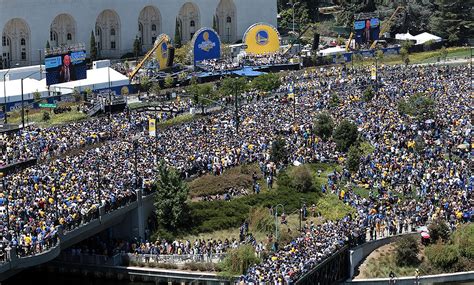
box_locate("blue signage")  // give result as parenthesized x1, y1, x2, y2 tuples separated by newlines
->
(354, 21, 366, 30)
(192, 28, 221, 65)
(370, 18, 380, 27)
(45, 56, 62, 69)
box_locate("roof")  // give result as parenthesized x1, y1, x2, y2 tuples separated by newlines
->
(395, 31, 442, 45)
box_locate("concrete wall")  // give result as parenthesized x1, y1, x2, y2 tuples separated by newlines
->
(0, 190, 156, 281)
(344, 271, 474, 285)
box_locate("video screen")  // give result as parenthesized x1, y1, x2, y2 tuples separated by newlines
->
(45, 50, 87, 86)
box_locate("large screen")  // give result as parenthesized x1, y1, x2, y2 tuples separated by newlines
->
(45, 50, 87, 86)
(354, 18, 380, 44)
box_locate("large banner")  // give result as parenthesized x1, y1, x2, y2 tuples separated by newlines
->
(45, 50, 87, 86)
(192, 28, 221, 65)
(242, 23, 280, 55)
(154, 34, 173, 70)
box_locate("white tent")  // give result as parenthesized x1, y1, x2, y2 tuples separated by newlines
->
(413, 32, 442, 45)
(395, 32, 416, 41)
(318, 46, 346, 56)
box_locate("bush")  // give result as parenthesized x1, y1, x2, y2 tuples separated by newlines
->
(451, 223, 474, 259)
(218, 245, 260, 276)
(251, 73, 281, 92)
(182, 262, 217, 272)
(346, 145, 361, 172)
(363, 86, 374, 102)
(248, 207, 274, 235)
(270, 137, 288, 164)
(425, 243, 459, 271)
(395, 235, 420, 267)
(313, 112, 334, 141)
(43, 111, 51, 122)
(428, 219, 451, 243)
(333, 120, 358, 152)
(397, 93, 435, 121)
(289, 165, 315, 193)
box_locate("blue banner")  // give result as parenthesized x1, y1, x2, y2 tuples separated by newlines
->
(192, 28, 221, 65)
(370, 18, 380, 27)
(354, 21, 366, 30)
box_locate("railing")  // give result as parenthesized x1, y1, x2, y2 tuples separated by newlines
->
(128, 253, 227, 265)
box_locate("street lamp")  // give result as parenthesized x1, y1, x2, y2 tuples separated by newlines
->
(133, 137, 140, 191)
(20, 69, 46, 129)
(287, 1, 299, 36)
(2, 63, 19, 123)
(95, 148, 102, 207)
(274, 204, 285, 248)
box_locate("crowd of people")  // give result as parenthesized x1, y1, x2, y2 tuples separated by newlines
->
(0, 62, 471, 285)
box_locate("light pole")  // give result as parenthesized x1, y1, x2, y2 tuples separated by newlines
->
(108, 66, 111, 117)
(2, 63, 19, 123)
(20, 69, 46, 128)
(274, 204, 285, 248)
(133, 138, 140, 191)
(287, 1, 299, 36)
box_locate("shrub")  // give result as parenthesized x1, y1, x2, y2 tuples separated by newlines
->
(248, 207, 274, 235)
(425, 243, 459, 271)
(451, 223, 474, 259)
(428, 219, 450, 243)
(43, 111, 51, 122)
(346, 145, 361, 172)
(397, 93, 435, 121)
(218, 245, 260, 276)
(333, 120, 358, 152)
(313, 112, 334, 141)
(395, 235, 420, 267)
(289, 165, 315, 193)
(363, 86, 374, 102)
(270, 137, 288, 165)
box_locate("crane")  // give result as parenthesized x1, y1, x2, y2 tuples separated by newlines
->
(129, 34, 171, 81)
(370, 6, 405, 49)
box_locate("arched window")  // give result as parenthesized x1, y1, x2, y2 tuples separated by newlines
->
(50, 31, 56, 41)
(67, 33, 72, 40)
(151, 24, 157, 31)
(226, 16, 232, 23)
(190, 20, 195, 27)
(138, 23, 142, 32)
(110, 28, 115, 36)
(20, 38, 26, 46)
(2, 36, 6, 47)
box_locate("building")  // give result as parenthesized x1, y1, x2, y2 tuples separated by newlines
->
(0, 0, 277, 68)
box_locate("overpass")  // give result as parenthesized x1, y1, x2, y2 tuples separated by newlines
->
(0, 189, 156, 281)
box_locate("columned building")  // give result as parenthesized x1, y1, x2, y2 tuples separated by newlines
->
(0, 0, 277, 67)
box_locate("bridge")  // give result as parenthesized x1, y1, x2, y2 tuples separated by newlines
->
(0, 189, 156, 281)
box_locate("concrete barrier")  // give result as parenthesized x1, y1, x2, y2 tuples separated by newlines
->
(344, 271, 474, 285)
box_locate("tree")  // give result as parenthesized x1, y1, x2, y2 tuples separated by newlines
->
(150, 83, 161, 96)
(375, 50, 384, 61)
(400, 47, 409, 66)
(133, 37, 141, 58)
(33, 90, 42, 103)
(423, 39, 436, 51)
(174, 42, 192, 65)
(213, 15, 218, 33)
(428, 219, 451, 243)
(174, 18, 182, 48)
(140, 75, 152, 92)
(329, 93, 340, 108)
(395, 235, 420, 267)
(429, 0, 471, 44)
(270, 137, 288, 165)
(362, 86, 374, 102)
(251, 73, 281, 92)
(89, 31, 98, 61)
(290, 165, 315, 193)
(439, 46, 448, 61)
(397, 93, 435, 121)
(72, 88, 82, 103)
(154, 161, 190, 230)
(164, 75, 174, 89)
(219, 77, 249, 134)
(84, 88, 93, 101)
(45, 40, 50, 49)
(218, 245, 261, 277)
(333, 119, 358, 152)
(346, 145, 361, 173)
(313, 112, 334, 141)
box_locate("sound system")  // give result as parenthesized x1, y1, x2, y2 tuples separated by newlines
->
(167, 47, 175, 67)
(312, 33, 320, 50)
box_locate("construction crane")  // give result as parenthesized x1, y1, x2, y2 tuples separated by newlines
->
(129, 34, 171, 81)
(370, 6, 405, 49)
(283, 23, 315, 55)
(346, 32, 354, 51)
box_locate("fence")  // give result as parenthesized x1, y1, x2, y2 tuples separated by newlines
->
(128, 253, 227, 265)
(295, 245, 350, 285)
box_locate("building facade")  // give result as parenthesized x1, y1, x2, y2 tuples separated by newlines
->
(0, 0, 277, 67)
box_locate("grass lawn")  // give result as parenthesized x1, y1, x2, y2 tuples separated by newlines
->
(8, 104, 87, 127)
(158, 113, 196, 129)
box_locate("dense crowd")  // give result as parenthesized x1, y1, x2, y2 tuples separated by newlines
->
(0, 63, 471, 285)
